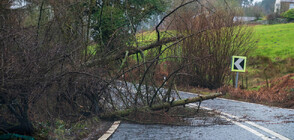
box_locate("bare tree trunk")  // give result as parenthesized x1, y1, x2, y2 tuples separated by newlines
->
(100, 92, 223, 119)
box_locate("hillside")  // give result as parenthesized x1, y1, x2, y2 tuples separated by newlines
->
(137, 23, 294, 60)
(253, 23, 294, 59)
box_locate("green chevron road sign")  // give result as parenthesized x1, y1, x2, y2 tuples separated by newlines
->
(231, 56, 247, 72)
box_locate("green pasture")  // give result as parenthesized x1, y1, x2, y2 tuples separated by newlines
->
(133, 30, 178, 61)
(87, 23, 294, 61)
(86, 30, 177, 57)
(136, 23, 294, 60)
(253, 23, 294, 60)
(136, 30, 177, 46)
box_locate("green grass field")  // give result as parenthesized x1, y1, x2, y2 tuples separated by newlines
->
(253, 23, 294, 59)
(88, 23, 294, 61)
(136, 23, 294, 60)
(136, 30, 176, 46)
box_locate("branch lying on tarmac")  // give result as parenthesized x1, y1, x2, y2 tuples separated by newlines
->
(99, 92, 223, 120)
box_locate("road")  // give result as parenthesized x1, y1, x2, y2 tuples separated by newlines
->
(110, 91, 294, 140)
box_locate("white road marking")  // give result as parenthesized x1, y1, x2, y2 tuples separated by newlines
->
(188, 104, 270, 139)
(98, 121, 121, 140)
(218, 115, 272, 140)
(246, 121, 290, 140)
(219, 111, 290, 140)
(188, 104, 290, 140)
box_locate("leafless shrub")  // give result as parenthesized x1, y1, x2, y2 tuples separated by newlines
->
(1, 0, 254, 136)
(0, 0, 204, 135)
(0, 0, 110, 134)
(168, 7, 256, 89)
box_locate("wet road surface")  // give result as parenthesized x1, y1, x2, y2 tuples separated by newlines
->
(110, 91, 294, 140)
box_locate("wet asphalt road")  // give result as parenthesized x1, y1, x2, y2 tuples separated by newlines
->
(110, 91, 294, 140)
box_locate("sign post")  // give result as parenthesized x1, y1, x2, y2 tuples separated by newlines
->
(231, 56, 247, 88)
(235, 72, 239, 88)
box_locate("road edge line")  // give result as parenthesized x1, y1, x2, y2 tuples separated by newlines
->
(245, 121, 290, 140)
(218, 111, 290, 140)
(98, 121, 121, 140)
(198, 105, 290, 140)
(187, 104, 272, 140)
(218, 115, 272, 140)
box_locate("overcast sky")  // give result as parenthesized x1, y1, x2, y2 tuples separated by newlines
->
(253, 0, 263, 3)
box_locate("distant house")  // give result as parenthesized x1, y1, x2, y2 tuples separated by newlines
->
(275, 0, 294, 13)
(233, 17, 256, 22)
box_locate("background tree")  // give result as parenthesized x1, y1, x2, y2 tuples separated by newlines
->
(259, 0, 275, 15)
(244, 4, 263, 19)
(90, 0, 167, 53)
(282, 9, 294, 21)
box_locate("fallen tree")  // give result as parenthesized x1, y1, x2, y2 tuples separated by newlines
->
(99, 92, 223, 119)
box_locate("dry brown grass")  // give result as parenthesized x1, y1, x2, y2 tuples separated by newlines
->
(222, 73, 294, 108)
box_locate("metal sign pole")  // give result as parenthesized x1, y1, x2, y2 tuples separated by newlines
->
(235, 72, 239, 88)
